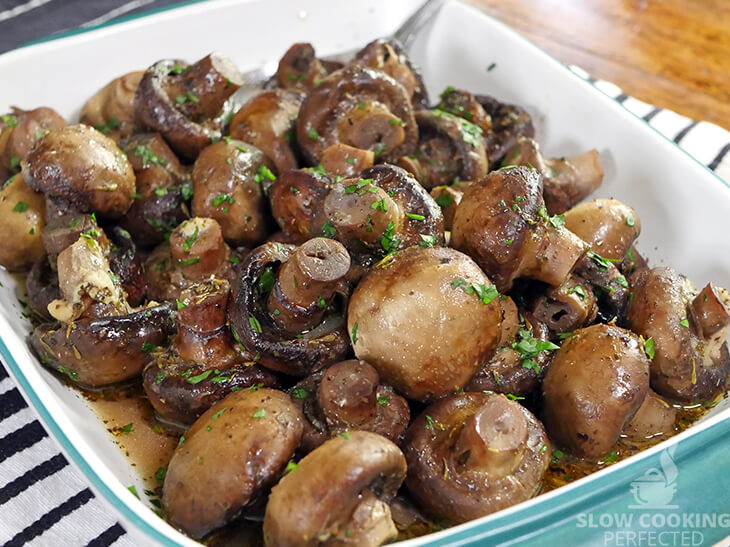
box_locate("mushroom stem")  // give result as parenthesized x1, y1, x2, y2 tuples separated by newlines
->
(338, 102, 405, 154)
(518, 223, 587, 288)
(177, 278, 230, 333)
(320, 143, 374, 178)
(532, 275, 598, 333)
(318, 360, 378, 428)
(169, 218, 227, 278)
(691, 284, 730, 339)
(331, 489, 398, 547)
(267, 237, 350, 335)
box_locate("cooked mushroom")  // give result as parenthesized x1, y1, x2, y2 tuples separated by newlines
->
(268, 167, 332, 240)
(229, 241, 351, 376)
(504, 137, 604, 215)
(451, 166, 588, 292)
(288, 359, 410, 452)
(475, 94, 534, 165)
(229, 89, 303, 174)
(564, 198, 641, 262)
(436, 87, 492, 133)
(263, 431, 406, 547)
(623, 390, 677, 442)
(531, 274, 598, 333)
(0, 173, 45, 272)
(429, 183, 469, 232)
(108, 226, 146, 307)
(0, 107, 67, 175)
(134, 53, 243, 161)
(26, 257, 59, 321)
(296, 65, 417, 164)
(542, 323, 650, 458)
(348, 246, 502, 401)
(22, 124, 136, 218)
(626, 267, 730, 403)
(191, 139, 273, 247)
(320, 143, 374, 179)
(164, 388, 303, 539)
(276, 43, 340, 92)
(80, 71, 144, 141)
(572, 250, 630, 322)
(402, 392, 549, 524)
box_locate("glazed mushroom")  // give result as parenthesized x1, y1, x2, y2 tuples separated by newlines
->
(191, 139, 273, 247)
(348, 246, 502, 401)
(542, 323, 651, 458)
(564, 198, 640, 262)
(572, 250, 630, 322)
(134, 53, 243, 161)
(353, 38, 429, 109)
(296, 65, 417, 164)
(22, 124, 136, 218)
(268, 167, 332, 240)
(263, 431, 407, 547)
(163, 388, 303, 539)
(0, 173, 45, 272)
(0, 107, 67, 175)
(320, 143, 374, 179)
(626, 267, 730, 403)
(80, 71, 144, 141)
(622, 390, 677, 442)
(505, 137, 604, 215)
(229, 89, 303, 174)
(26, 257, 59, 321)
(323, 164, 445, 265)
(398, 110, 488, 189)
(435, 87, 492, 134)
(475, 94, 534, 165)
(276, 43, 340, 92)
(229, 241, 351, 376)
(531, 274, 598, 333)
(429, 183, 470, 232)
(402, 392, 550, 524)
(288, 359, 410, 452)
(451, 166, 588, 292)
(108, 226, 146, 307)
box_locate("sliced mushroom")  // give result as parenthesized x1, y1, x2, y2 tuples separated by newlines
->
(542, 323, 650, 458)
(451, 166, 588, 292)
(263, 431, 406, 547)
(626, 267, 730, 403)
(0, 173, 45, 271)
(296, 65, 417, 164)
(0, 107, 67, 175)
(163, 388, 303, 539)
(475, 94, 534, 165)
(348, 246, 502, 401)
(80, 71, 144, 141)
(268, 168, 332, 240)
(402, 392, 549, 524)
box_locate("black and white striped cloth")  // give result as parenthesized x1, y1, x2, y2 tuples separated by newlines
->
(1, 1, 730, 546)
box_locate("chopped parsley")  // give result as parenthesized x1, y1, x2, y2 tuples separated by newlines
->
(134, 145, 168, 168)
(176, 299, 188, 310)
(625, 214, 635, 227)
(419, 234, 436, 247)
(292, 387, 310, 400)
(307, 128, 319, 140)
(154, 466, 167, 484)
(253, 409, 266, 419)
(178, 257, 200, 266)
(424, 415, 435, 429)
(569, 284, 587, 299)
(680, 318, 690, 328)
(122, 423, 133, 435)
(1, 114, 18, 128)
(434, 192, 454, 207)
(339, 431, 351, 440)
(258, 266, 275, 294)
(183, 226, 199, 250)
(371, 198, 388, 212)
(254, 164, 277, 184)
(285, 461, 299, 473)
(586, 250, 613, 271)
(249, 315, 263, 334)
(321, 220, 336, 238)
(512, 325, 559, 372)
(12, 201, 28, 213)
(212, 193, 235, 207)
(380, 222, 400, 252)
(406, 212, 425, 221)
(141, 341, 157, 353)
(351, 322, 358, 345)
(377, 396, 390, 406)
(450, 278, 499, 305)
(187, 370, 213, 384)
(644, 337, 655, 360)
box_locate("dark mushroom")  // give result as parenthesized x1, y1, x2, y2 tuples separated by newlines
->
(542, 323, 650, 458)
(572, 250, 630, 322)
(108, 226, 146, 307)
(134, 53, 243, 161)
(0, 107, 67, 175)
(41, 204, 98, 272)
(451, 166, 588, 292)
(263, 431, 406, 547)
(0, 172, 45, 272)
(320, 143, 374, 179)
(402, 392, 550, 524)
(80, 71, 144, 141)
(626, 267, 730, 403)
(268, 167, 331, 241)
(622, 390, 677, 442)
(163, 388, 303, 539)
(296, 65, 417, 164)
(435, 87, 492, 133)
(26, 257, 59, 321)
(347, 246, 502, 402)
(276, 43, 340, 92)
(475, 94, 534, 165)
(531, 274, 598, 334)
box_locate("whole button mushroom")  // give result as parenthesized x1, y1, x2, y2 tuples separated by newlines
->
(263, 431, 407, 547)
(80, 71, 144, 141)
(475, 94, 534, 165)
(0, 107, 67, 175)
(402, 392, 550, 524)
(192, 139, 273, 247)
(163, 388, 303, 539)
(347, 246, 502, 402)
(451, 166, 588, 292)
(22, 124, 136, 218)
(626, 267, 730, 403)
(276, 43, 340, 92)
(268, 168, 331, 240)
(542, 323, 651, 458)
(0, 173, 45, 272)
(436, 88, 493, 134)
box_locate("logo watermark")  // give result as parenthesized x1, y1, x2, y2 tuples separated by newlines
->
(575, 446, 730, 546)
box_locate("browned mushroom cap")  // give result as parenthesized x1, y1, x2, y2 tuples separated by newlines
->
(30, 302, 176, 387)
(429, 182, 470, 232)
(134, 53, 243, 161)
(80, 71, 144, 140)
(164, 388, 303, 539)
(268, 168, 331, 240)
(436, 87, 492, 134)
(573, 250, 630, 322)
(531, 274, 598, 333)
(229, 89, 303, 174)
(320, 143, 374, 178)
(400, 110, 488, 189)
(475, 94, 534, 165)
(323, 164, 445, 264)
(0, 173, 45, 272)
(564, 198, 640, 262)
(107, 226, 146, 307)
(626, 267, 730, 403)
(353, 38, 429, 109)
(451, 166, 588, 292)
(26, 257, 59, 321)
(288, 359, 410, 453)
(0, 107, 67, 174)
(542, 323, 650, 458)
(348, 246, 502, 401)
(505, 137, 604, 215)
(296, 65, 417, 165)
(229, 242, 350, 376)
(276, 43, 335, 91)
(263, 431, 406, 547)
(402, 392, 549, 524)
(22, 124, 136, 218)
(191, 139, 273, 246)
(623, 390, 677, 442)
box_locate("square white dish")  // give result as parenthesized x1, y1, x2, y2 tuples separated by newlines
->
(1, 0, 729, 546)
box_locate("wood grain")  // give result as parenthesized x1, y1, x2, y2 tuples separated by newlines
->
(466, 0, 730, 131)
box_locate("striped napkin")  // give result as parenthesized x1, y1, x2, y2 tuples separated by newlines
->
(1, 3, 729, 546)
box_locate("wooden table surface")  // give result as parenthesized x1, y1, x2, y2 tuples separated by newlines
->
(468, 0, 730, 131)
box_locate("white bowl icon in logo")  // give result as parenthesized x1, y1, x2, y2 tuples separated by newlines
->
(628, 446, 679, 509)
